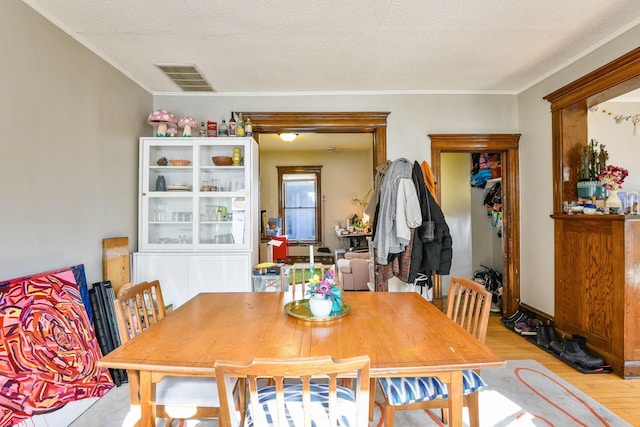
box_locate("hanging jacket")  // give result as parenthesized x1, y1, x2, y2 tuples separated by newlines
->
(420, 160, 438, 200)
(409, 161, 453, 281)
(373, 158, 413, 265)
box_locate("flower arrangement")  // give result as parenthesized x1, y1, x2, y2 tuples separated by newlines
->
(308, 267, 343, 314)
(308, 268, 339, 300)
(598, 165, 629, 191)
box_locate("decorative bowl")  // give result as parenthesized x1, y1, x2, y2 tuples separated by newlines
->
(169, 159, 191, 166)
(212, 156, 233, 166)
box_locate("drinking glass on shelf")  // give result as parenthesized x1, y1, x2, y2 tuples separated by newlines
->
(158, 202, 166, 221)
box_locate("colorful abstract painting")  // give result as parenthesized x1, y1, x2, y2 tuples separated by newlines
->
(0, 267, 113, 427)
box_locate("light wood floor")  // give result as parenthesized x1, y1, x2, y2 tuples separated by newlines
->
(485, 314, 640, 425)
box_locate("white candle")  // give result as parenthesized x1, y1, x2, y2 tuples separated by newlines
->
(309, 245, 314, 266)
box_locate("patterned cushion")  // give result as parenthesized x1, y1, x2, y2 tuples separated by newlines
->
(245, 383, 358, 426)
(379, 370, 486, 406)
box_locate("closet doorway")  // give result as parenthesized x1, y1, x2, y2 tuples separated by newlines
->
(430, 134, 521, 315)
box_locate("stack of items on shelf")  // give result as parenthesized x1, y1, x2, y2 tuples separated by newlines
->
(501, 309, 611, 374)
(147, 109, 254, 138)
(88, 281, 127, 385)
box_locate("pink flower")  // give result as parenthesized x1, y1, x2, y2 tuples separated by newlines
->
(599, 165, 628, 190)
(309, 268, 338, 299)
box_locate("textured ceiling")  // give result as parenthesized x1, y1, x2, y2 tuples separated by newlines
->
(21, 0, 640, 95)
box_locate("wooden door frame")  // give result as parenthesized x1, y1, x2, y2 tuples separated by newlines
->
(430, 134, 521, 314)
(240, 111, 389, 176)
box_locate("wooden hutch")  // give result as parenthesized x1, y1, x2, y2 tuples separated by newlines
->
(544, 47, 640, 378)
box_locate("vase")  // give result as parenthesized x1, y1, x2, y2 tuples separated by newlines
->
(309, 295, 333, 317)
(605, 189, 623, 214)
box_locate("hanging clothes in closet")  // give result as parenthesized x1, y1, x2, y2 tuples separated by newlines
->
(367, 158, 452, 291)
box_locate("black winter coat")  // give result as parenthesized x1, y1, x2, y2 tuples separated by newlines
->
(408, 161, 453, 282)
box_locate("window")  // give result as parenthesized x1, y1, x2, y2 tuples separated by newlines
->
(277, 166, 322, 244)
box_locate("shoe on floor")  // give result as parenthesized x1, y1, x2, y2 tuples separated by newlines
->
(561, 337, 604, 369)
(505, 313, 528, 330)
(520, 319, 541, 336)
(501, 309, 524, 324)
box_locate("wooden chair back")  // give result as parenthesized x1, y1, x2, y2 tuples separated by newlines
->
(113, 280, 166, 343)
(288, 263, 332, 300)
(215, 355, 370, 427)
(446, 276, 492, 343)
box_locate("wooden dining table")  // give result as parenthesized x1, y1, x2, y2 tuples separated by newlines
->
(99, 291, 505, 426)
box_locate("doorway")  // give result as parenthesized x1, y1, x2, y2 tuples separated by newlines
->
(240, 111, 389, 176)
(240, 111, 389, 259)
(430, 134, 521, 314)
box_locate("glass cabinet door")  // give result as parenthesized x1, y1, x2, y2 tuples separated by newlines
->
(139, 137, 254, 251)
(196, 141, 250, 249)
(140, 140, 195, 250)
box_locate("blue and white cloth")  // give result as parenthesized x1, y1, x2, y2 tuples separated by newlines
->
(379, 370, 486, 406)
(245, 383, 358, 426)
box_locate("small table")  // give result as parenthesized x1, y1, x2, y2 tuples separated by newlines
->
(335, 230, 371, 250)
(99, 292, 504, 427)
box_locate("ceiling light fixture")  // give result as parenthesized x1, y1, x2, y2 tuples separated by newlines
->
(279, 133, 298, 142)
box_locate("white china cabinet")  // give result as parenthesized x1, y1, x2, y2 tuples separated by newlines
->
(132, 137, 259, 307)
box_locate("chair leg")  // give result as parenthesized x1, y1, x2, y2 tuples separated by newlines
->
(468, 392, 480, 427)
(369, 378, 376, 421)
(234, 377, 247, 426)
(441, 408, 449, 424)
(384, 402, 395, 427)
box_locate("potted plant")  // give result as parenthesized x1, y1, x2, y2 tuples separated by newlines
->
(577, 139, 609, 198)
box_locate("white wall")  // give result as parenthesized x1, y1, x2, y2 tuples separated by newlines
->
(441, 153, 472, 294)
(471, 182, 504, 273)
(0, 1, 151, 286)
(153, 94, 519, 166)
(588, 101, 640, 193)
(517, 23, 640, 315)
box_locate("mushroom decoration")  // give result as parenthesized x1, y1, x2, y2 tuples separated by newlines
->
(166, 127, 178, 137)
(178, 116, 198, 137)
(147, 109, 177, 137)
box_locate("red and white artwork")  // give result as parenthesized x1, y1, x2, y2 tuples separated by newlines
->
(0, 268, 112, 427)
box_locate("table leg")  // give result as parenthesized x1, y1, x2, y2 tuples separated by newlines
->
(127, 369, 140, 404)
(139, 370, 157, 427)
(448, 370, 463, 427)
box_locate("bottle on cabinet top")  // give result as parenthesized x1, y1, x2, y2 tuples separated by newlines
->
(228, 111, 236, 137)
(245, 117, 253, 137)
(236, 113, 245, 137)
(218, 119, 228, 137)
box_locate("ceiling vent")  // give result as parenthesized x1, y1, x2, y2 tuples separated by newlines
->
(155, 64, 215, 92)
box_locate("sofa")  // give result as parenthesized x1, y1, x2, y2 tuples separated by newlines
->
(337, 251, 370, 291)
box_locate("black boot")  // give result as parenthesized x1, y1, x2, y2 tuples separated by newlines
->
(549, 335, 564, 354)
(546, 325, 558, 345)
(561, 337, 604, 369)
(536, 324, 550, 348)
